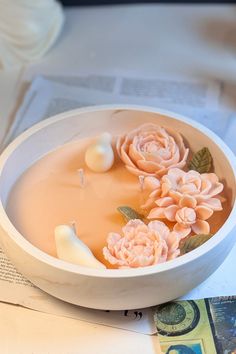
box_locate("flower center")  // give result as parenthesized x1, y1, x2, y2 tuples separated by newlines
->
(176, 207, 196, 225)
(142, 141, 171, 160)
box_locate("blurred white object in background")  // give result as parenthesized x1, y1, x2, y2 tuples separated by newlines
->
(0, 0, 64, 69)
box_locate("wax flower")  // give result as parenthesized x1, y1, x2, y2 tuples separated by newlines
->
(116, 123, 189, 177)
(142, 168, 224, 238)
(103, 219, 180, 268)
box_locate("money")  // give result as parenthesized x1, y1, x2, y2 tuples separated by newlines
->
(153, 296, 236, 354)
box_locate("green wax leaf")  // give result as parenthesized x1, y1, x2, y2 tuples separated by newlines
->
(188, 147, 212, 173)
(180, 234, 213, 255)
(117, 206, 144, 222)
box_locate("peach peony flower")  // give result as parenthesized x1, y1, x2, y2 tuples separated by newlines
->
(116, 124, 189, 177)
(144, 168, 224, 238)
(103, 219, 180, 268)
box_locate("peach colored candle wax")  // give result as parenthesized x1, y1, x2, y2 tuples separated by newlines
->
(6, 138, 144, 267)
(6, 136, 231, 269)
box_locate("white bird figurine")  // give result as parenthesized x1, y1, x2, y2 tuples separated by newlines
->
(54, 225, 106, 269)
(85, 132, 114, 172)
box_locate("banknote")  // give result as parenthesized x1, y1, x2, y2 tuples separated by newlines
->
(153, 296, 236, 354)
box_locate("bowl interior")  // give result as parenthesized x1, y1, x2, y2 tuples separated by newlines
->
(0, 106, 235, 270)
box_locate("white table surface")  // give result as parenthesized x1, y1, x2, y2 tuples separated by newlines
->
(0, 4, 236, 353)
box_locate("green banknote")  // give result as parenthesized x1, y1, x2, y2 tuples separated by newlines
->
(153, 296, 236, 354)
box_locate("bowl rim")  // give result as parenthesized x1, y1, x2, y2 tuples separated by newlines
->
(0, 103, 236, 279)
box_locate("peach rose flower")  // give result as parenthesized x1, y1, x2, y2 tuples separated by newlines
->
(143, 168, 224, 238)
(116, 123, 189, 177)
(103, 219, 180, 269)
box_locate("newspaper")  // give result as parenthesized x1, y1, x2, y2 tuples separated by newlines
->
(0, 73, 236, 337)
(154, 296, 236, 354)
(0, 248, 155, 335)
(3, 73, 232, 148)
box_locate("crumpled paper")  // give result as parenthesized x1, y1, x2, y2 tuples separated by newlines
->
(0, 0, 64, 69)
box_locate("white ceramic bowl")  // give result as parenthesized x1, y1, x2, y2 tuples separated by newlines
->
(0, 105, 235, 310)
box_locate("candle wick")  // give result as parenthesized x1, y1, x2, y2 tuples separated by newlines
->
(70, 221, 77, 234)
(139, 175, 145, 192)
(77, 168, 85, 188)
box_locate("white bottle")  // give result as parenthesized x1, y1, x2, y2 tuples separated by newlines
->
(0, 0, 64, 69)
